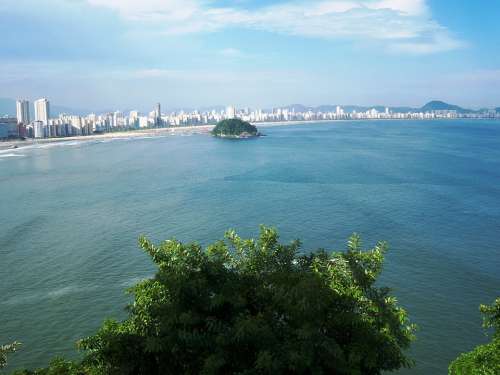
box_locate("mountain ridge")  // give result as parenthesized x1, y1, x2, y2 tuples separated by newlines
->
(283, 101, 477, 114)
(1, 98, 495, 117)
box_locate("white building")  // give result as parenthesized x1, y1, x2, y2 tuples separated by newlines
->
(138, 116, 149, 128)
(33, 121, 45, 138)
(226, 106, 236, 119)
(34, 98, 50, 125)
(16, 100, 30, 125)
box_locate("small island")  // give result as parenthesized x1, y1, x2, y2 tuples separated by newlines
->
(211, 118, 260, 138)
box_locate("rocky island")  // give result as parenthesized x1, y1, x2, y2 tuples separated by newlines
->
(211, 119, 260, 138)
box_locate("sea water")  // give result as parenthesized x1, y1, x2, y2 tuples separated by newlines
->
(1, 120, 499, 373)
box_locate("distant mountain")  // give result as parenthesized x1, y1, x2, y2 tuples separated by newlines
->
(2, 97, 491, 117)
(286, 104, 313, 112)
(419, 100, 473, 114)
(283, 104, 416, 114)
(0, 97, 92, 117)
(390, 106, 417, 113)
(51, 105, 92, 116)
(281, 101, 482, 114)
(0, 98, 16, 116)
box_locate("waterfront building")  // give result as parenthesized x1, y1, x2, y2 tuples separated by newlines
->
(139, 116, 149, 128)
(154, 103, 161, 126)
(0, 117, 19, 139)
(112, 111, 123, 128)
(16, 99, 30, 125)
(226, 106, 236, 119)
(32, 120, 45, 138)
(34, 98, 50, 124)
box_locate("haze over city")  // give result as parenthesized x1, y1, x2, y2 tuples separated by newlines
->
(1, 0, 500, 111)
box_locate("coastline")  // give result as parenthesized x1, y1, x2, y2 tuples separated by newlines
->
(1, 118, 497, 152)
(0, 121, 315, 151)
(0, 125, 214, 152)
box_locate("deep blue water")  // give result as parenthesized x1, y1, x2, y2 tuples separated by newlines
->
(1, 120, 499, 374)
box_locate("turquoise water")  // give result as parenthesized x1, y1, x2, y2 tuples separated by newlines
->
(1, 120, 499, 374)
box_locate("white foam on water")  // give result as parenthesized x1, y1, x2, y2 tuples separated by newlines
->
(47, 285, 78, 298)
(37, 141, 83, 149)
(1, 285, 99, 306)
(0, 153, 25, 158)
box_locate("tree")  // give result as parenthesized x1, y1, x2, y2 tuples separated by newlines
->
(77, 226, 415, 374)
(211, 119, 258, 137)
(12, 226, 416, 375)
(1, 342, 20, 370)
(11, 358, 86, 375)
(449, 299, 500, 375)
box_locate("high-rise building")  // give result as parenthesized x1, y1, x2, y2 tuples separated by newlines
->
(16, 100, 30, 125)
(154, 103, 161, 126)
(0, 118, 18, 139)
(34, 98, 50, 125)
(226, 106, 236, 119)
(32, 121, 45, 138)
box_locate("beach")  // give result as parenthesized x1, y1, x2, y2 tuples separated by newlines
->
(0, 125, 215, 152)
(0, 120, 332, 152)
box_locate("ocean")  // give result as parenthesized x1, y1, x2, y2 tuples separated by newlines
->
(1, 120, 499, 373)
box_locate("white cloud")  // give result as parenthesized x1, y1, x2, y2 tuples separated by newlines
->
(449, 69, 500, 84)
(368, 0, 428, 16)
(86, 0, 201, 22)
(389, 29, 467, 54)
(80, 0, 465, 54)
(219, 48, 245, 58)
(3, 0, 460, 55)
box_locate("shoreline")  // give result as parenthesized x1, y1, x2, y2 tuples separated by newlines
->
(1, 118, 498, 152)
(0, 125, 214, 152)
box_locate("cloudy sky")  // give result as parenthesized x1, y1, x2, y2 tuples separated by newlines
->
(1, 0, 499, 111)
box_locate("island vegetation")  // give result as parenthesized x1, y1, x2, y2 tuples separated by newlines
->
(211, 118, 259, 138)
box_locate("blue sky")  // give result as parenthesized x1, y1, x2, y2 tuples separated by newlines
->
(1, 0, 499, 111)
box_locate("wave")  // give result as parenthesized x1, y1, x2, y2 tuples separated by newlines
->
(1, 284, 99, 306)
(0, 153, 25, 158)
(37, 141, 84, 149)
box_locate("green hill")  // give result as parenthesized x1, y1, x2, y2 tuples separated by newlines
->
(420, 101, 472, 113)
(212, 118, 259, 138)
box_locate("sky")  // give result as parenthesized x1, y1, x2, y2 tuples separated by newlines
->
(1, 0, 499, 111)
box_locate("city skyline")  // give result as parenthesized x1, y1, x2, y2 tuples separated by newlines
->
(4, 96, 500, 117)
(1, 1, 500, 109)
(2, 95, 497, 140)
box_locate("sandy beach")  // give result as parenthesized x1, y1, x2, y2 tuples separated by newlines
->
(3, 117, 486, 153)
(0, 120, 332, 152)
(0, 124, 216, 152)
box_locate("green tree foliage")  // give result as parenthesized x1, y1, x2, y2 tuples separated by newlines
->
(11, 358, 87, 375)
(80, 227, 414, 374)
(12, 227, 415, 375)
(449, 298, 500, 375)
(211, 119, 258, 137)
(1, 342, 20, 370)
